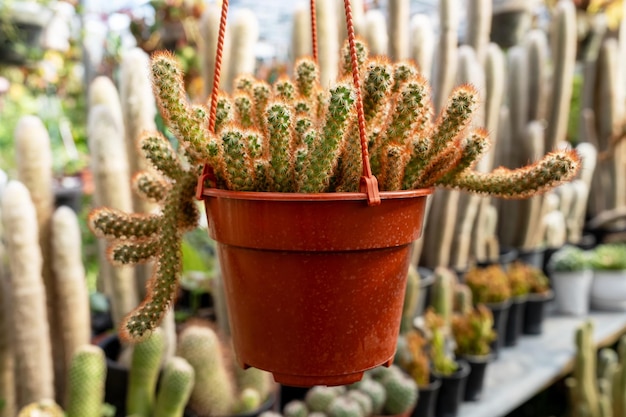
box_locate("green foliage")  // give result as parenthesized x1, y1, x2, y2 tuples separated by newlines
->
(425, 309, 458, 376)
(465, 265, 512, 304)
(451, 305, 496, 357)
(506, 262, 532, 297)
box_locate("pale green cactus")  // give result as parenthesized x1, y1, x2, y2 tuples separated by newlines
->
(153, 357, 195, 417)
(127, 328, 165, 416)
(65, 345, 106, 417)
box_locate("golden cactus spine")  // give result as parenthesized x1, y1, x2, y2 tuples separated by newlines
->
(1, 181, 54, 408)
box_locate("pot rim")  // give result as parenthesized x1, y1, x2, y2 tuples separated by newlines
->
(202, 187, 434, 202)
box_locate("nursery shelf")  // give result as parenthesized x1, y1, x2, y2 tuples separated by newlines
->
(457, 311, 626, 417)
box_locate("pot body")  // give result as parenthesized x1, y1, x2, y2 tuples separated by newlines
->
(504, 296, 527, 347)
(522, 290, 554, 335)
(590, 270, 626, 311)
(412, 376, 441, 417)
(433, 360, 470, 417)
(550, 270, 593, 316)
(204, 188, 432, 387)
(461, 354, 493, 402)
(485, 299, 511, 358)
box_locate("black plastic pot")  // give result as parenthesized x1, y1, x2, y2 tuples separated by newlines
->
(185, 391, 278, 417)
(433, 360, 470, 417)
(522, 290, 554, 335)
(460, 354, 493, 402)
(485, 299, 511, 358)
(504, 296, 527, 347)
(476, 247, 518, 271)
(517, 248, 545, 270)
(97, 334, 130, 417)
(417, 267, 435, 316)
(412, 375, 441, 417)
(279, 384, 309, 409)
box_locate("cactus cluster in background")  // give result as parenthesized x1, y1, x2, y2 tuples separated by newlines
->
(451, 304, 495, 357)
(464, 265, 512, 304)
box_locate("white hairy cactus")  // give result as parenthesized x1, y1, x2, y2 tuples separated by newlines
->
(364, 9, 388, 57)
(225, 8, 259, 92)
(410, 14, 435, 81)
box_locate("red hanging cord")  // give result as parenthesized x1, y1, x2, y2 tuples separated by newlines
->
(208, 0, 230, 133)
(310, 0, 318, 62)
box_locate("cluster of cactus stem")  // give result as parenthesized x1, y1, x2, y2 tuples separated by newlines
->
(567, 321, 626, 417)
(89, 37, 580, 340)
(451, 304, 495, 357)
(277, 364, 417, 417)
(464, 265, 512, 304)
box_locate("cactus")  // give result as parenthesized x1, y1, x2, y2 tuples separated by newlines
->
(153, 357, 195, 417)
(327, 396, 363, 417)
(409, 14, 435, 80)
(234, 388, 263, 414)
(506, 262, 531, 298)
(378, 367, 418, 415)
(291, 3, 312, 61)
(234, 365, 273, 405)
(388, 0, 409, 61)
(88, 76, 138, 329)
(14, 115, 64, 401)
(316, 0, 339, 86)
(465, 0, 491, 64)
(432, 0, 458, 112)
(452, 304, 495, 357)
(306, 386, 341, 413)
(454, 283, 473, 315)
(345, 389, 372, 417)
(363, 9, 388, 57)
(351, 378, 386, 414)
(17, 400, 63, 417)
(285, 400, 309, 417)
(395, 329, 430, 388)
(567, 320, 612, 417)
(400, 265, 420, 334)
(430, 267, 456, 325)
(465, 265, 512, 304)
(1, 181, 54, 408)
(177, 325, 236, 416)
(50, 206, 91, 403)
(225, 9, 259, 93)
(127, 328, 165, 416)
(337, 0, 364, 48)
(524, 30, 549, 123)
(65, 345, 106, 417)
(545, 0, 577, 150)
(0, 238, 15, 417)
(90, 43, 581, 340)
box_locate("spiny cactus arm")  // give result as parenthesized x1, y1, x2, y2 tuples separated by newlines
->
(294, 58, 319, 99)
(402, 136, 430, 189)
(221, 129, 257, 191)
(265, 103, 295, 192)
(213, 95, 234, 134)
(253, 158, 271, 192)
(437, 128, 490, 184)
(441, 150, 581, 199)
(380, 144, 410, 191)
(140, 134, 185, 181)
(299, 83, 356, 193)
(362, 60, 393, 123)
(274, 77, 297, 102)
(178, 198, 200, 231)
(426, 84, 477, 161)
(89, 209, 161, 240)
(335, 125, 362, 192)
(391, 62, 418, 93)
(252, 81, 272, 135)
(120, 173, 197, 341)
(412, 140, 464, 188)
(150, 52, 211, 166)
(340, 38, 369, 77)
(234, 74, 256, 95)
(234, 93, 254, 128)
(109, 239, 159, 266)
(133, 171, 168, 203)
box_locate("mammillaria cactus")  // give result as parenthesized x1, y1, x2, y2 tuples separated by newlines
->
(89, 36, 580, 340)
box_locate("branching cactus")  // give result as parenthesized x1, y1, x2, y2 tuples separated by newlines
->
(89, 43, 580, 341)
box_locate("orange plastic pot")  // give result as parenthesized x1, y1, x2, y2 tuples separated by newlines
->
(202, 187, 432, 387)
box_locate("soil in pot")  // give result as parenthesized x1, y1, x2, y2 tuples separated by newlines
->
(433, 360, 470, 417)
(522, 290, 554, 335)
(460, 354, 493, 402)
(485, 299, 511, 358)
(412, 375, 441, 417)
(504, 296, 527, 347)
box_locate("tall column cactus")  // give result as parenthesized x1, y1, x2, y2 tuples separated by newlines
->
(409, 14, 435, 81)
(364, 9, 388, 57)
(154, 357, 195, 417)
(291, 3, 312, 61)
(50, 206, 91, 407)
(65, 345, 106, 417)
(525, 30, 549, 123)
(388, 0, 409, 62)
(432, 0, 458, 112)
(1, 181, 54, 408)
(88, 77, 138, 328)
(127, 328, 165, 417)
(225, 9, 259, 92)
(316, 0, 339, 86)
(0, 235, 15, 417)
(545, 0, 576, 150)
(337, 0, 364, 50)
(200, 2, 231, 96)
(177, 326, 236, 416)
(465, 0, 491, 64)
(13, 115, 64, 400)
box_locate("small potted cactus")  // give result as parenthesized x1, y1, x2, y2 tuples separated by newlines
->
(589, 244, 626, 311)
(88, 1, 580, 386)
(521, 264, 553, 335)
(547, 245, 593, 316)
(451, 304, 496, 402)
(464, 265, 512, 357)
(503, 261, 531, 347)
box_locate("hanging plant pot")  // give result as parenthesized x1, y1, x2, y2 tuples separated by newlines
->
(202, 187, 432, 386)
